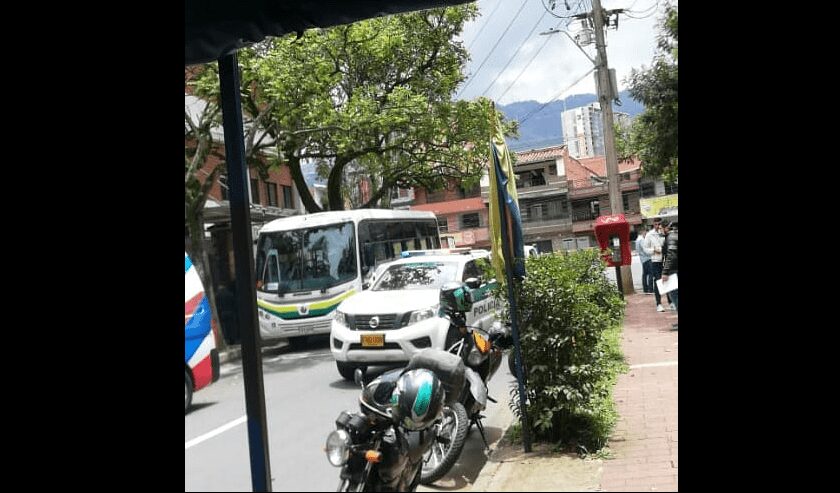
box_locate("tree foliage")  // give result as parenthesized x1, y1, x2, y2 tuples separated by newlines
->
(190, 5, 517, 212)
(624, 3, 678, 182)
(492, 251, 626, 450)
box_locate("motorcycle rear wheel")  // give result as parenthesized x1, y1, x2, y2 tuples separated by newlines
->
(420, 402, 469, 484)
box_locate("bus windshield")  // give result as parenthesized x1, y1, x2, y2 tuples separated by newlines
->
(256, 222, 357, 294)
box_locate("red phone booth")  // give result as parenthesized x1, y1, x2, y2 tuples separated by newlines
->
(594, 214, 631, 267)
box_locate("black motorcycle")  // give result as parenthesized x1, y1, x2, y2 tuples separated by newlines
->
(419, 280, 513, 485)
(326, 349, 465, 492)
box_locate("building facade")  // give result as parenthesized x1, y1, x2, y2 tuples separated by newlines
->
(410, 181, 489, 249)
(480, 145, 572, 254)
(562, 103, 605, 159)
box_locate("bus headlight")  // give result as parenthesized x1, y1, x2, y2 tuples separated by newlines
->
(325, 429, 351, 466)
(408, 305, 439, 325)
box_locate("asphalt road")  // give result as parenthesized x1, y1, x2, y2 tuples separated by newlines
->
(185, 335, 516, 491)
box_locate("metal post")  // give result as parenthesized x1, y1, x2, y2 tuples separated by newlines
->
(218, 52, 273, 492)
(493, 148, 532, 453)
(615, 265, 624, 298)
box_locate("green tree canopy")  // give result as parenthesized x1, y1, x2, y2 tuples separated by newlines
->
(191, 5, 516, 212)
(624, 3, 678, 182)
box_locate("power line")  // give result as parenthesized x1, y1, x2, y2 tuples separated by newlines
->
(479, 9, 550, 98)
(623, 10, 659, 20)
(540, 0, 587, 19)
(627, 0, 659, 15)
(494, 22, 559, 103)
(456, 0, 530, 98)
(519, 67, 595, 124)
(466, 0, 503, 52)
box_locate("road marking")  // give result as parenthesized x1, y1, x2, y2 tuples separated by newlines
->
(185, 415, 247, 450)
(629, 360, 678, 369)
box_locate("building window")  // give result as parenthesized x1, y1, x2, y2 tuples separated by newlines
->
(535, 240, 553, 254)
(461, 213, 480, 229)
(529, 170, 546, 187)
(266, 182, 278, 207)
(590, 200, 600, 216)
(438, 218, 448, 233)
(219, 174, 228, 200)
(282, 185, 294, 209)
(640, 182, 655, 197)
(664, 181, 678, 195)
(549, 164, 557, 176)
(623, 193, 631, 212)
(250, 178, 260, 204)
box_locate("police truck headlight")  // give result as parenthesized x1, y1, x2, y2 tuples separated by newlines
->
(333, 310, 350, 328)
(408, 305, 439, 325)
(325, 429, 351, 466)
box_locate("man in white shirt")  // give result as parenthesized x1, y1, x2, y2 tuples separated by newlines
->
(635, 228, 653, 294)
(643, 219, 673, 312)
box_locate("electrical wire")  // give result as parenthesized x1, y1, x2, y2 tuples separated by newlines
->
(466, 0, 504, 52)
(456, 0, 530, 97)
(479, 9, 550, 98)
(493, 22, 560, 103)
(519, 67, 595, 124)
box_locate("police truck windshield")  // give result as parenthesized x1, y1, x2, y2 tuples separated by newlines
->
(372, 262, 459, 291)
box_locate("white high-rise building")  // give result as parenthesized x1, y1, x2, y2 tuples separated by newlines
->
(562, 102, 605, 158)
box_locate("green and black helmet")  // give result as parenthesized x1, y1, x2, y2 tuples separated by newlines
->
(390, 369, 444, 431)
(439, 281, 473, 315)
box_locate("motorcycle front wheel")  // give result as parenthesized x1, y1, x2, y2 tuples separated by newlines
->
(420, 402, 469, 485)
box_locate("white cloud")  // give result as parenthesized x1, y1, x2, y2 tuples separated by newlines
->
(456, 0, 665, 104)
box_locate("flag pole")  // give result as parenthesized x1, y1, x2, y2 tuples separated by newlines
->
(490, 101, 532, 453)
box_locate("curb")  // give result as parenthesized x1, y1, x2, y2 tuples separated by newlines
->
(468, 401, 516, 492)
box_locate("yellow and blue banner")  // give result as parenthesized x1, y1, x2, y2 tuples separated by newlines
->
(488, 103, 532, 452)
(488, 109, 525, 281)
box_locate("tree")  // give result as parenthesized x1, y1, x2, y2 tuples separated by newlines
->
(184, 95, 225, 347)
(195, 5, 516, 212)
(185, 73, 279, 349)
(624, 3, 678, 182)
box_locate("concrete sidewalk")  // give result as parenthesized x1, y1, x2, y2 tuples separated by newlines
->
(468, 293, 678, 491)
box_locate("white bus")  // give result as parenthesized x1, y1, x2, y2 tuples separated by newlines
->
(254, 209, 441, 345)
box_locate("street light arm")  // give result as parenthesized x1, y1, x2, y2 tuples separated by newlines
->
(539, 28, 597, 66)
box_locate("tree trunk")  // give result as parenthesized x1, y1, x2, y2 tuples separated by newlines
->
(186, 206, 226, 351)
(361, 180, 393, 209)
(287, 153, 323, 213)
(327, 157, 350, 211)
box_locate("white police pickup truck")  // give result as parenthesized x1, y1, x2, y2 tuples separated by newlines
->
(329, 249, 498, 380)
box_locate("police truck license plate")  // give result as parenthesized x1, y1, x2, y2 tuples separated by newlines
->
(361, 334, 384, 347)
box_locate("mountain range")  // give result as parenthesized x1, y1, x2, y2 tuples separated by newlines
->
(498, 89, 644, 151)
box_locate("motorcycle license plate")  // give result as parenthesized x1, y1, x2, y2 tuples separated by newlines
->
(361, 334, 384, 347)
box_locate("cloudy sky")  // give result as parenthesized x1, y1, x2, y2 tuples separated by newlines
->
(454, 0, 666, 104)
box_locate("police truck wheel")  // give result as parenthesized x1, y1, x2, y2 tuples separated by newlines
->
(336, 361, 357, 381)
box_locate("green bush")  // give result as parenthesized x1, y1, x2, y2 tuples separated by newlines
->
(493, 249, 626, 451)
